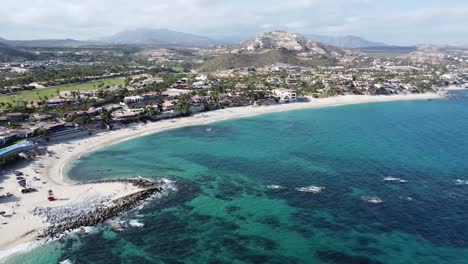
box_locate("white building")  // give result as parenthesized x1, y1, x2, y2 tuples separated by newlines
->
(192, 81, 211, 89)
(123, 96, 145, 105)
(273, 89, 297, 103)
(46, 99, 66, 107)
(195, 75, 208, 81)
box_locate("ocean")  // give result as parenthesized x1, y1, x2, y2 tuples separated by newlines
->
(4, 91, 468, 264)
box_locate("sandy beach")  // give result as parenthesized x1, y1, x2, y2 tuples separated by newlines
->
(442, 85, 468, 91)
(0, 93, 442, 258)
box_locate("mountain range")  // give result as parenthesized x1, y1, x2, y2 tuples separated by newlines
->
(305, 34, 387, 48)
(0, 29, 390, 49)
(100, 28, 218, 46)
(0, 38, 87, 47)
(0, 42, 37, 61)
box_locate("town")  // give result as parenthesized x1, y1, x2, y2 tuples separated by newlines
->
(1, 35, 468, 165)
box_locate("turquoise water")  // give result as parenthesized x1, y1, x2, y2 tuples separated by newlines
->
(5, 91, 468, 264)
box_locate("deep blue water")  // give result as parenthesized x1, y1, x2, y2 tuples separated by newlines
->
(5, 91, 468, 264)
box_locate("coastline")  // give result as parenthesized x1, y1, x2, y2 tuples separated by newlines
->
(47, 93, 445, 182)
(442, 85, 467, 91)
(0, 93, 442, 259)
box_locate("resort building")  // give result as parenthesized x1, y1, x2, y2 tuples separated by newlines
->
(123, 96, 145, 105)
(273, 89, 297, 103)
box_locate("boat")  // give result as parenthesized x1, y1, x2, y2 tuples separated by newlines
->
(296, 186, 325, 193)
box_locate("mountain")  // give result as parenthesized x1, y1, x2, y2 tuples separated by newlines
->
(199, 31, 346, 71)
(0, 42, 37, 61)
(199, 49, 336, 72)
(0, 38, 87, 47)
(237, 31, 346, 56)
(101, 28, 217, 46)
(305, 34, 387, 49)
(399, 46, 448, 64)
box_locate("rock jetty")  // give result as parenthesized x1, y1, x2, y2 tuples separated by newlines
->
(37, 178, 164, 239)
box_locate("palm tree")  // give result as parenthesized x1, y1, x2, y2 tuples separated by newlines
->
(176, 94, 191, 116)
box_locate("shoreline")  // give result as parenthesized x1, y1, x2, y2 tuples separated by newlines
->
(0, 93, 442, 259)
(52, 93, 445, 181)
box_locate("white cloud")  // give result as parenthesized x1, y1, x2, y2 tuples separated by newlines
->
(0, 0, 466, 45)
(285, 21, 307, 29)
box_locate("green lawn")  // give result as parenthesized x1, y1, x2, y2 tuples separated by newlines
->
(0, 77, 125, 104)
(171, 66, 185, 73)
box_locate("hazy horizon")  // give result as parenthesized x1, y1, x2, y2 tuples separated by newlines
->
(1, 0, 468, 46)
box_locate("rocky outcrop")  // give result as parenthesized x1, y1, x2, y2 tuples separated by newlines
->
(82, 177, 163, 188)
(400, 46, 448, 64)
(237, 31, 346, 56)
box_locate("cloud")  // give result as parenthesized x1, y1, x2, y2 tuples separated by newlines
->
(285, 21, 307, 29)
(0, 0, 467, 45)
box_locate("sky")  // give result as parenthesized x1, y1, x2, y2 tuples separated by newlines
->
(0, 0, 467, 45)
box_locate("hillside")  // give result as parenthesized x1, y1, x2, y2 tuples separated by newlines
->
(237, 31, 345, 56)
(306, 34, 387, 48)
(0, 42, 37, 61)
(198, 31, 346, 71)
(198, 49, 337, 72)
(400, 46, 448, 64)
(0, 38, 87, 47)
(102, 28, 217, 46)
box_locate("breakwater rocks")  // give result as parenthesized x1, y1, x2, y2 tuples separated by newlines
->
(37, 178, 165, 239)
(81, 177, 164, 188)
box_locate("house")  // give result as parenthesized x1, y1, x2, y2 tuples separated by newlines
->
(0, 130, 19, 146)
(111, 109, 143, 122)
(273, 89, 297, 103)
(6, 113, 28, 123)
(46, 99, 67, 107)
(123, 96, 145, 105)
(195, 75, 208, 82)
(192, 81, 211, 90)
(162, 100, 178, 111)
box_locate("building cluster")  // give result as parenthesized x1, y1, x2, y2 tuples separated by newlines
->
(1, 51, 468, 153)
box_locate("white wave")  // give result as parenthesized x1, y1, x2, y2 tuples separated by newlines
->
(134, 178, 177, 211)
(455, 179, 468, 185)
(383, 177, 408, 183)
(296, 186, 325, 193)
(361, 196, 383, 204)
(0, 241, 42, 261)
(59, 259, 74, 264)
(266, 185, 286, 190)
(128, 219, 144, 227)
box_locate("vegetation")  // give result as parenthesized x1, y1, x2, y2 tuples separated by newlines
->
(0, 77, 125, 105)
(199, 50, 336, 72)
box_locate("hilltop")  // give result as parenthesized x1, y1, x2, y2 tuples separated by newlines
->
(198, 31, 348, 71)
(236, 31, 345, 56)
(399, 45, 449, 64)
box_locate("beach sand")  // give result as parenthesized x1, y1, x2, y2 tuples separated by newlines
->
(442, 85, 467, 91)
(0, 93, 442, 257)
